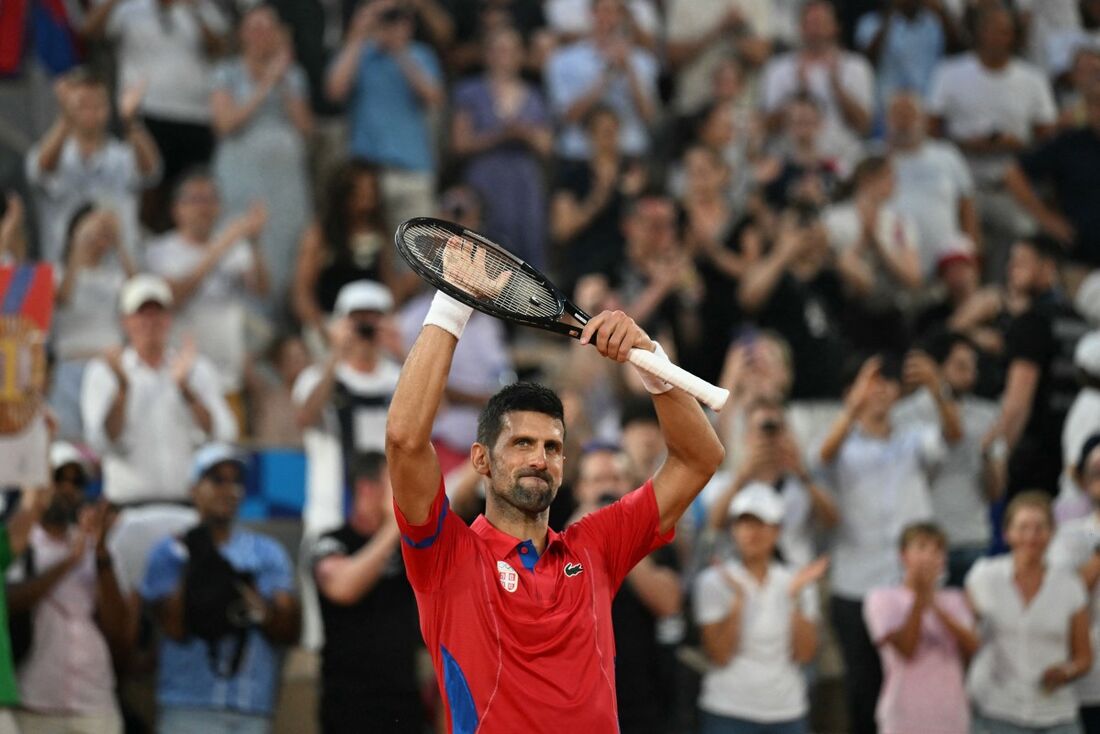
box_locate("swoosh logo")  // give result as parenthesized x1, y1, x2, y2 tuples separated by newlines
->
(564, 562, 583, 577)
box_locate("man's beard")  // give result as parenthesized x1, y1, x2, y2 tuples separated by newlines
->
(493, 468, 557, 515)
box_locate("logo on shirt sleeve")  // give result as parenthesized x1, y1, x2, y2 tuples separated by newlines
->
(564, 562, 584, 578)
(497, 561, 518, 593)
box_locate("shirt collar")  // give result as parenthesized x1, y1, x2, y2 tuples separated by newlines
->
(471, 515, 565, 560)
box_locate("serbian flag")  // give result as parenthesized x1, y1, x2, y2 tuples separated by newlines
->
(0, 0, 85, 77)
(0, 264, 54, 332)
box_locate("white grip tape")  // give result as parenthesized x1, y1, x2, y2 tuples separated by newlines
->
(626, 347, 731, 412)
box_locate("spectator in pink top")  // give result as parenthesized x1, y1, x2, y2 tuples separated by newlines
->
(864, 522, 979, 734)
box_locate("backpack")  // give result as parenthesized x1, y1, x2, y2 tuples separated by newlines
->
(181, 524, 255, 678)
(7, 548, 35, 666)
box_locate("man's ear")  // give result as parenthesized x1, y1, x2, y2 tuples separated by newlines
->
(471, 443, 492, 478)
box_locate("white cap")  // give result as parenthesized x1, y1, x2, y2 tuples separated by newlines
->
(49, 441, 88, 472)
(119, 274, 173, 315)
(1077, 271, 1100, 327)
(728, 482, 785, 525)
(191, 443, 246, 485)
(1075, 330, 1100, 378)
(334, 280, 393, 316)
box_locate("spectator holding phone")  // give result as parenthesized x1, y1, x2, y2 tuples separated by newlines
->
(815, 352, 961, 734)
(864, 522, 978, 734)
(694, 483, 827, 734)
(967, 492, 1092, 734)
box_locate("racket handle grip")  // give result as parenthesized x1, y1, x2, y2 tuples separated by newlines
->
(627, 348, 730, 412)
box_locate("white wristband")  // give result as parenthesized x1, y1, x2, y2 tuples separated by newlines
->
(423, 290, 473, 340)
(634, 341, 673, 395)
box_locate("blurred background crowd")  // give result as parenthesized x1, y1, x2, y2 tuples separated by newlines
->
(2, 0, 1100, 732)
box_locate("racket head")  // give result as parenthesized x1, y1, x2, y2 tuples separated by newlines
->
(394, 217, 583, 336)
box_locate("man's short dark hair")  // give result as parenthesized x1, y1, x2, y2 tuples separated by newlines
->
(924, 331, 979, 365)
(171, 165, 216, 204)
(350, 451, 387, 483)
(620, 397, 659, 431)
(1018, 234, 1066, 263)
(477, 383, 565, 449)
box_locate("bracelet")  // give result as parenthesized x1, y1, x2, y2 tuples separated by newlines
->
(423, 291, 473, 340)
(634, 341, 673, 395)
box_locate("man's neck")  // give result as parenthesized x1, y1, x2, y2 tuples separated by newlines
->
(743, 556, 769, 582)
(180, 227, 213, 246)
(857, 413, 892, 439)
(206, 519, 234, 545)
(978, 49, 1010, 71)
(485, 503, 550, 554)
(134, 345, 165, 368)
(345, 349, 379, 373)
(73, 130, 106, 159)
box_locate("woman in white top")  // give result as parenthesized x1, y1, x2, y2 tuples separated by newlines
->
(966, 491, 1092, 734)
(48, 205, 135, 441)
(693, 483, 827, 734)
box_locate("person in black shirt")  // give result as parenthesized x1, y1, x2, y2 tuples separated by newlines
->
(737, 212, 851, 400)
(985, 237, 1091, 499)
(1007, 84, 1100, 270)
(567, 444, 682, 734)
(312, 451, 424, 734)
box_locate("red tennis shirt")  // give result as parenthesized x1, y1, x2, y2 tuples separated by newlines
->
(394, 477, 673, 733)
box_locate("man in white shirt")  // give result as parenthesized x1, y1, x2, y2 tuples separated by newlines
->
(760, 0, 875, 166)
(145, 170, 270, 395)
(545, 0, 660, 160)
(665, 0, 774, 113)
(927, 5, 1057, 278)
(815, 352, 961, 734)
(293, 280, 401, 647)
(24, 70, 160, 262)
(1055, 331, 1100, 522)
(886, 92, 979, 277)
(893, 334, 999, 586)
(81, 274, 237, 587)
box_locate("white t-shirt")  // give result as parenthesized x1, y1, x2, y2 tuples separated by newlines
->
(665, 0, 775, 113)
(51, 262, 126, 360)
(761, 51, 875, 165)
(544, 0, 660, 38)
(927, 53, 1057, 185)
(893, 389, 998, 547)
(890, 140, 975, 276)
(292, 360, 401, 536)
(144, 231, 252, 392)
(966, 555, 1087, 727)
(693, 560, 818, 722)
(815, 425, 943, 599)
(1049, 513, 1100, 705)
(105, 0, 228, 123)
(823, 203, 919, 257)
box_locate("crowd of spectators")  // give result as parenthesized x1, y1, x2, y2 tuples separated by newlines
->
(2, 0, 1100, 732)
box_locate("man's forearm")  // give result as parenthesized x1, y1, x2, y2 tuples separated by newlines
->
(626, 556, 682, 617)
(35, 119, 71, 174)
(650, 387, 724, 532)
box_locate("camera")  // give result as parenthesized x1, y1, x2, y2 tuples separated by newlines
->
(760, 419, 781, 436)
(355, 322, 377, 339)
(790, 198, 819, 227)
(380, 6, 409, 24)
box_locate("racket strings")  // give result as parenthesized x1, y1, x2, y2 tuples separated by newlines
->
(404, 223, 560, 319)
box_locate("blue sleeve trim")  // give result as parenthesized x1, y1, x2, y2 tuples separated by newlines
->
(441, 644, 479, 734)
(401, 496, 450, 549)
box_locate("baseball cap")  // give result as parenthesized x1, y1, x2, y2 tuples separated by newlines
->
(1075, 330, 1100, 378)
(728, 482, 785, 525)
(119, 274, 173, 315)
(334, 280, 393, 317)
(191, 443, 247, 485)
(1076, 271, 1100, 326)
(49, 441, 88, 472)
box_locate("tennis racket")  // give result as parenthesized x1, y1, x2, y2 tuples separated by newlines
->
(394, 217, 730, 412)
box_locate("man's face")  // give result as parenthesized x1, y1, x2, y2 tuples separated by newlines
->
(941, 342, 978, 394)
(865, 374, 901, 418)
(684, 149, 728, 197)
(592, 0, 624, 36)
(70, 85, 110, 135)
(575, 450, 632, 507)
(787, 101, 822, 145)
(887, 94, 924, 146)
(193, 460, 245, 523)
(480, 411, 565, 516)
(977, 10, 1015, 56)
(172, 179, 221, 239)
(732, 515, 779, 561)
(620, 419, 664, 480)
(352, 472, 392, 529)
(587, 111, 620, 151)
(800, 2, 838, 49)
(1006, 242, 1050, 294)
(122, 302, 171, 353)
(941, 258, 978, 298)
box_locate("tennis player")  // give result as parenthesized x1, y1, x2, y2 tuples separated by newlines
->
(385, 287, 725, 733)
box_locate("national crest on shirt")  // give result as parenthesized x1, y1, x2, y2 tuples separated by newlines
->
(497, 560, 518, 593)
